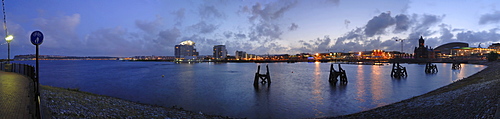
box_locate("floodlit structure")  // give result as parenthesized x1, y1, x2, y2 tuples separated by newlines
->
(414, 36, 435, 59)
(213, 45, 227, 59)
(450, 47, 496, 60)
(434, 42, 469, 58)
(235, 50, 247, 60)
(174, 40, 199, 59)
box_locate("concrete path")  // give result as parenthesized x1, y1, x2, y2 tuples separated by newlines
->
(0, 71, 35, 119)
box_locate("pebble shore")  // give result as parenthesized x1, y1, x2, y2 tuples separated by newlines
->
(40, 86, 228, 119)
(40, 62, 499, 118)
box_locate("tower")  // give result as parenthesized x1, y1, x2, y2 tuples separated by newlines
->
(414, 36, 434, 59)
(418, 36, 425, 48)
(174, 40, 198, 59)
(213, 45, 227, 59)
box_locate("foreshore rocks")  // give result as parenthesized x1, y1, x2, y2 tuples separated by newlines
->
(40, 86, 228, 119)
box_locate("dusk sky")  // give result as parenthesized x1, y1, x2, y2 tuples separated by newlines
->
(0, 0, 499, 58)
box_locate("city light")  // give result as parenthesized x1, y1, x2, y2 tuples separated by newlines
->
(5, 35, 13, 42)
(179, 40, 195, 45)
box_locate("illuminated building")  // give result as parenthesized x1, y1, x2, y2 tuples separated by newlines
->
(488, 43, 500, 51)
(174, 40, 199, 59)
(213, 45, 227, 59)
(451, 46, 496, 60)
(414, 36, 435, 59)
(235, 51, 247, 60)
(434, 42, 469, 58)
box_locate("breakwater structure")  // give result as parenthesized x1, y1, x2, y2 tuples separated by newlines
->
(452, 62, 461, 70)
(425, 62, 438, 73)
(390, 62, 407, 78)
(328, 63, 348, 84)
(253, 65, 271, 87)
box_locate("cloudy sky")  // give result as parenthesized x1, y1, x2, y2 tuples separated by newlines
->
(0, 0, 499, 58)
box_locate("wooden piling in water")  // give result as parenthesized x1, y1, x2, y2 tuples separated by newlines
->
(452, 62, 461, 70)
(425, 62, 438, 73)
(391, 62, 407, 78)
(254, 65, 271, 86)
(329, 64, 347, 83)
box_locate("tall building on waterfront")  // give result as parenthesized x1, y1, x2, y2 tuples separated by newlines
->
(175, 40, 199, 59)
(213, 45, 227, 59)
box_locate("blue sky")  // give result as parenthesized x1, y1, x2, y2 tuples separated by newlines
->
(0, 0, 499, 58)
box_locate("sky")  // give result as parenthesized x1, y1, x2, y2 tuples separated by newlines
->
(0, 0, 499, 58)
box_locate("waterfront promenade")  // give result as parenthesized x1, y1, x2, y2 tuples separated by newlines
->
(0, 71, 35, 119)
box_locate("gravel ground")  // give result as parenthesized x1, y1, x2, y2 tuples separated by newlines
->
(40, 86, 229, 119)
(329, 62, 500, 119)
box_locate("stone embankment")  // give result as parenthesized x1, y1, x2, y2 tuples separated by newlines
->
(330, 62, 499, 119)
(41, 86, 228, 119)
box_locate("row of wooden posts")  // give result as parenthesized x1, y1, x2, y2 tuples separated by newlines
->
(254, 62, 463, 86)
(388, 62, 462, 78)
(253, 64, 348, 87)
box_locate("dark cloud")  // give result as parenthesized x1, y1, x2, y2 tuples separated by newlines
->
(344, 20, 350, 29)
(158, 27, 181, 45)
(199, 5, 224, 20)
(456, 28, 500, 43)
(394, 14, 410, 33)
(479, 11, 500, 25)
(364, 12, 395, 37)
(244, 1, 297, 22)
(415, 14, 442, 31)
(295, 13, 449, 53)
(325, 0, 340, 6)
(289, 23, 299, 31)
(252, 42, 290, 54)
(172, 8, 186, 26)
(438, 24, 454, 43)
(296, 36, 332, 52)
(222, 31, 246, 39)
(189, 21, 219, 34)
(235, 33, 247, 39)
(135, 16, 163, 33)
(241, 1, 297, 43)
(249, 22, 282, 42)
(223, 31, 232, 39)
(172, 8, 186, 21)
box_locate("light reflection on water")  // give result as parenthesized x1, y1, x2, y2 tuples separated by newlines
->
(14, 60, 486, 119)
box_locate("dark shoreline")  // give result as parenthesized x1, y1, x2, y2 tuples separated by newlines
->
(40, 86, 229, 118)
(327, 61, 499, 118)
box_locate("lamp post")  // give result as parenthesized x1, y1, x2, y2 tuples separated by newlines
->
(5, 34, 12, 62)
(395, 39, 404, 58)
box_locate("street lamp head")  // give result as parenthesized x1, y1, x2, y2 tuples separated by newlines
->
(5, 35, 13, 43)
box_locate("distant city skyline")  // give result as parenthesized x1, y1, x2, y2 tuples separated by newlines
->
(1, 0, 499, 59)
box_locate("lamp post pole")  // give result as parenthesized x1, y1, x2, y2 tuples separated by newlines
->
(7, 40, 9, 61)
(395, 39, 404, 58)
(5, 35, 12, 62)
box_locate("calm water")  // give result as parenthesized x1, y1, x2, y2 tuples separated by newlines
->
(14, 60, 486, 118)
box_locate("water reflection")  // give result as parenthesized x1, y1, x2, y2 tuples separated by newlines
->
(370, 65, 388, 107)
(14, 60, 487, 119)
(355, 65, 366, 104)
(311, 62, 324, 117)
(253, 83, 271, 119)
(329, 82, 347, 93)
